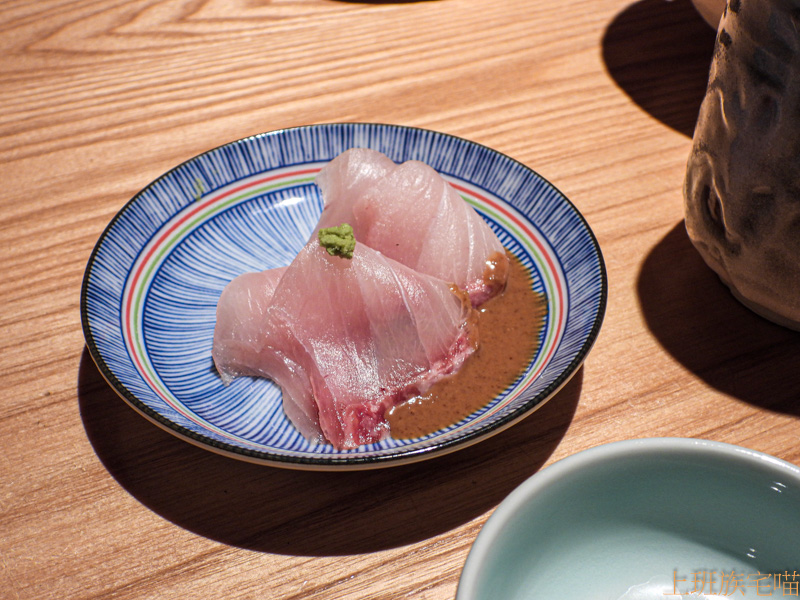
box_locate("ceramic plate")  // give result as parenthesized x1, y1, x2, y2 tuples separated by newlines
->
(81, 123, 606, 470)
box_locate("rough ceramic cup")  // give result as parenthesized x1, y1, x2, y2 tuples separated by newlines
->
(685, 0, 800, 330)
(457, 438, 800, 600)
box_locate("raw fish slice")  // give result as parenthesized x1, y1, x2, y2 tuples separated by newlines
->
(214, 238, 477, 449)
(271, 240, 477, 448)
(212, 267, 286, 384)
(212, 267, 323, 440)
(313, 148, 395, 235)
(354, 160, 508, 305)
(315, 149, 509, 306)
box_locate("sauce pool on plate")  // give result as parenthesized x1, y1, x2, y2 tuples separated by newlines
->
(387, 253, 546, 439)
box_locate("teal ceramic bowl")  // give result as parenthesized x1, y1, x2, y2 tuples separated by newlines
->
(457, 438, 800, 600)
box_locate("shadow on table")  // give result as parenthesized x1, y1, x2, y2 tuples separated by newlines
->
(78, 348, 580, 555)
(637, 222, 800, 415)
(601, 0, 718, 137)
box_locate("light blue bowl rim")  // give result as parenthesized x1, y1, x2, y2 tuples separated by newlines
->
(457, 436, 800, 598)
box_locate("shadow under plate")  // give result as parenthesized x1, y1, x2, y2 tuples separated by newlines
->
(78, 348, 582, 555)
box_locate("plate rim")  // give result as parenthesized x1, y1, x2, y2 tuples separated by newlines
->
(80, 122, 608, 470)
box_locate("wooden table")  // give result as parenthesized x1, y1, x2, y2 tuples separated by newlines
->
(4, 0, 799, 598)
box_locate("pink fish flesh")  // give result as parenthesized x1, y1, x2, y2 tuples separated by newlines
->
(213, 240, 477, 449)
(315, 148, 509, 306)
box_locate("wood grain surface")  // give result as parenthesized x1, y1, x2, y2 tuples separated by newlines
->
(3, 0, 799, 598)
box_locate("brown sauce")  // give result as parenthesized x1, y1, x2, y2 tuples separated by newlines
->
(387, 252, 546, 439)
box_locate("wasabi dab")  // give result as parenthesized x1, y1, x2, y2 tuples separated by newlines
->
(318, 223, 356, 259)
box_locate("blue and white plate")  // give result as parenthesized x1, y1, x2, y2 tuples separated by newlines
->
(81, 123, 606, 470)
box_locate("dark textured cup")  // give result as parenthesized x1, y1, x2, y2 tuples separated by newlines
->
(685, 0, 800, 330)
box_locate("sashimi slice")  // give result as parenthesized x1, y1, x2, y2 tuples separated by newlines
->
(212, 267, 286, 385)
(315, 148, 509, 306)
(213, 238, 477, 449)
(212, 266, 323, 439)
(313, 147, 395, 233)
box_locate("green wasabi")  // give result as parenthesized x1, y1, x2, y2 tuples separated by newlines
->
(318, 223, 356, 259)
